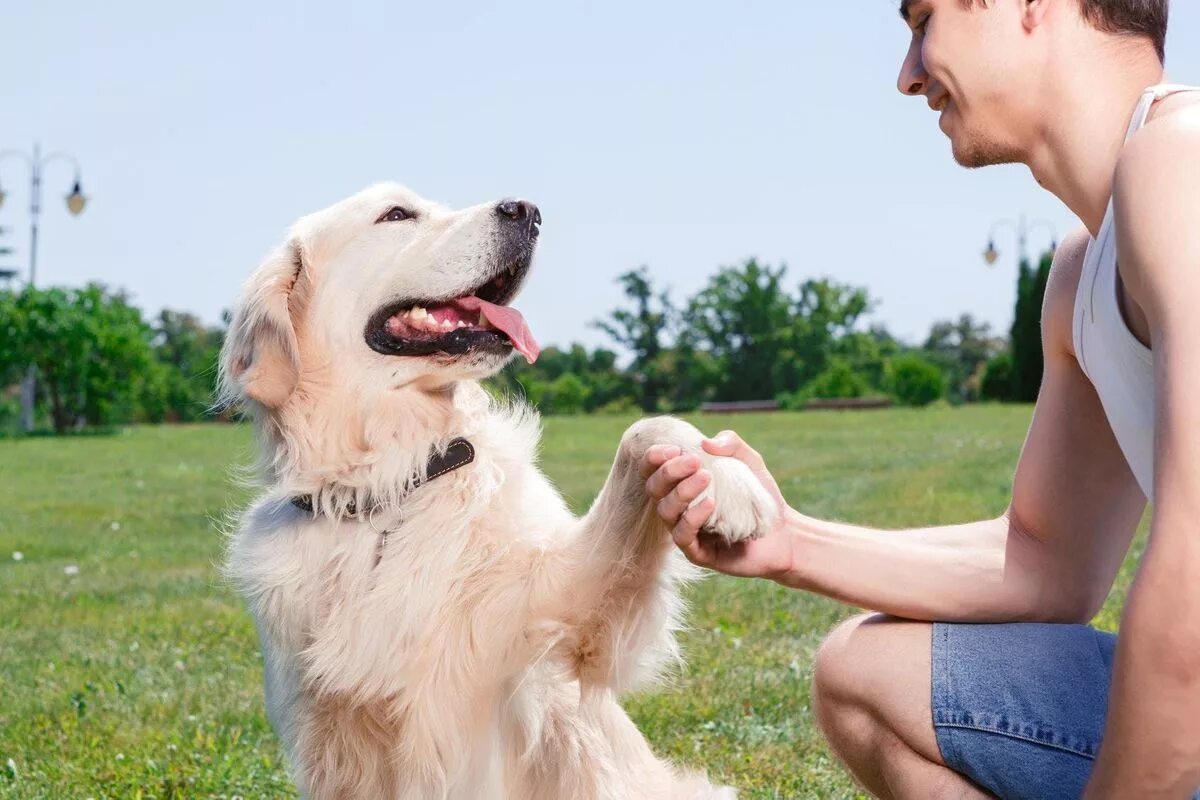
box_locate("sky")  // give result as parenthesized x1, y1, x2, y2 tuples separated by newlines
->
(3, 1, 1198, 353)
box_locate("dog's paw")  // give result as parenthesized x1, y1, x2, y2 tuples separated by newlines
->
(691, 454, 778, 545)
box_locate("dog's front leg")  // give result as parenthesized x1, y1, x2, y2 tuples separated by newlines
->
(533, 416, 776, 693)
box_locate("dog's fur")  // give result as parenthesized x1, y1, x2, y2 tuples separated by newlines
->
(220, 184, 778, 799)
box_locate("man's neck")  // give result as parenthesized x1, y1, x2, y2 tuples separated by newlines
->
(1023, 54, 1164, 236)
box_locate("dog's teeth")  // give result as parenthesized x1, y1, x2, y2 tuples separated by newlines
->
(457, 320, 468, 328)
(479, 310, 490, 328)
(441, 319, 454, 330)
(411, 307, 428, 320)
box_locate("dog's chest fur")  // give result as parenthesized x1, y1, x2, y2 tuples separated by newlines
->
(227, 394, 580, 771)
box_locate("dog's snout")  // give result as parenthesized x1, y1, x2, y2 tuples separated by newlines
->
(496, 199, 541, 233)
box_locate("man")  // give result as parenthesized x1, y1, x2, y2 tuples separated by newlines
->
(642, 1, 1199, 798)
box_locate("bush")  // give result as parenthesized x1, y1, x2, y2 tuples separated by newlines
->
(980, 353, 1015, 402)
(593, 396, 641, 416)
(886, 354, 946, 407)
(805, 358, 870, 400)
(540, 373, 590, 416)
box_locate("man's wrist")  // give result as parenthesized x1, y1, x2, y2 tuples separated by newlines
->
(770, 509, 816, 588)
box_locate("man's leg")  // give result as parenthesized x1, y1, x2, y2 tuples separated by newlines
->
(812, 614, 990, 800)
(813, 614, 1124, 800)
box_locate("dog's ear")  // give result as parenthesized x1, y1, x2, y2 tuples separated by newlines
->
(220, 238, 307, 409)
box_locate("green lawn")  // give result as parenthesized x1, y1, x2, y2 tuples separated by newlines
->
(0, 407, 1145, 799)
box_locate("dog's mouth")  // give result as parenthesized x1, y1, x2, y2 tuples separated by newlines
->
(365, 262, 541, 364)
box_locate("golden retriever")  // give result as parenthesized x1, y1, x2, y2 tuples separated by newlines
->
(220, 183, 777, 799)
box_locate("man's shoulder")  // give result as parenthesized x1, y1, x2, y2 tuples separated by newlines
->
(1113, 101, 1200, 310)
(1041, 227, 1092, 359)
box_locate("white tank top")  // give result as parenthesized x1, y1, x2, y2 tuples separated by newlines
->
(1072, 83, 1200, 500)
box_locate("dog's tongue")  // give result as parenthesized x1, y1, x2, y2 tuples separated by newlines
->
(457, 297, 540, 364)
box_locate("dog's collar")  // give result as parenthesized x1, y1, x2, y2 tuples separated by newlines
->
(290, 437, 476, 517)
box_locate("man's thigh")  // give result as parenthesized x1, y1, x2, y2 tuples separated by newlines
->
(932, 621, 1128, 800)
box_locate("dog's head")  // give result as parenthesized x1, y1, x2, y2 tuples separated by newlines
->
(220, 183, 542, 412)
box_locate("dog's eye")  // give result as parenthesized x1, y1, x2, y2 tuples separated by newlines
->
(376, 206, 414, 224)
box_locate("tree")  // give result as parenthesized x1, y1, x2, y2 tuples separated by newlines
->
(685, 259, 794, 401)
(922, 313, 1007, 402)
(657, 332, 720, 411)
(148, 309, 225, 421)
(490, 343, 636, 415)
(887, 353, 946, 407)
(833, 324, 902, 394)
(1, 284, 158, 432)
(981, 353, 1015, 401)
(1009, 251, 1054, 402)
(686, 262, 875, 402)
(787, 278, 874, 391)
(593, 267, 674, 412)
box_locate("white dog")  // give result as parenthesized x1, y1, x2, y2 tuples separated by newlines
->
(220, 183, 778, 799)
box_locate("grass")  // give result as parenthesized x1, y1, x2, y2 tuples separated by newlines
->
(0, 406, 1146, 799)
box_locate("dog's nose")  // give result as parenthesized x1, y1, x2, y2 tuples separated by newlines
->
(496, 198, 542, 231)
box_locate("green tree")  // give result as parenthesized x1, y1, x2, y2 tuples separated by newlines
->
(1009, 251, 1054, 402)
(685, 259, 794, 401)
(1, 284, 158, 432)
(922, 314, 1007, 402)
(785, 278, 873, 390)
(593, 267, 673, 412)
(981, 353, 1015, 401)
(686, 262, 875, 402)
(490, 343, 637, 415)
(149, 309, 225, 421)
(657, 333, 720, 411)
(886, 353, 947, 407)
(832, 325, 901, 393)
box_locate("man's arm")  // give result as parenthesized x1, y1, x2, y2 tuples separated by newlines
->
(645, 229, 1146, 624)
(1083, 112, 1200, 799)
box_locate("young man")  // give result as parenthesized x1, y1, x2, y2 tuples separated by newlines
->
(642, 1, 1199, 797)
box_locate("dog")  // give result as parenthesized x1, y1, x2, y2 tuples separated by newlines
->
(219, 183, 778, 799)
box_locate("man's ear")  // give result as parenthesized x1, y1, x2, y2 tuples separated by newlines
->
(1023, 0, 1054, 32)
(220, 238, 306, 409)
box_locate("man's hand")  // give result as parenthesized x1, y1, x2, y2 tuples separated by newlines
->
(641, 430, 794, 580)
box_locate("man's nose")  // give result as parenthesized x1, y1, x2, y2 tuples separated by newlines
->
(495, 199, 542, 233)
(897, 42, 927, 96)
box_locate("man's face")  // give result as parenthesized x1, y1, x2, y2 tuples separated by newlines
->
(897, 0, 1031, 167)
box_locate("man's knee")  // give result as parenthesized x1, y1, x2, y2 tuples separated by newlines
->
(812, 614, 882, 728)
(811, 614, 932, 737)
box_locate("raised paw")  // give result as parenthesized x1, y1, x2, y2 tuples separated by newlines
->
(692, 454, 778, 545)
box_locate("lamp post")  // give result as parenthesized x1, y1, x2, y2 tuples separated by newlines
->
(982, 214, 1058, 268)
(0, 142, 89, 432)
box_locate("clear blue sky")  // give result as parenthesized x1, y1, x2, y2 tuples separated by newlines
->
(3, 1, 1197, 350)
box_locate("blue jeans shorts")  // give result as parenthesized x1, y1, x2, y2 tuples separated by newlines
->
(932, 622, 1200, 800)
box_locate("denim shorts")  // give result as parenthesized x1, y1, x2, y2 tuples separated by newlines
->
(932, 621, 1200, 800)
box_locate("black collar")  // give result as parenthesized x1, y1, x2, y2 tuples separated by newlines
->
(291, 437, 476, 517)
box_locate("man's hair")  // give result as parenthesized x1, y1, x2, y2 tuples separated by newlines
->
(1079, 0, 1169, 62)
(924, 1, 1170, 62)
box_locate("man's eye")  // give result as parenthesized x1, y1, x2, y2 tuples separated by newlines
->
(376, 206, 414, 223)
(917, 14, 931, 32)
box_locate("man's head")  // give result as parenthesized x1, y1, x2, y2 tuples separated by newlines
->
(897, 0, 1169, 167)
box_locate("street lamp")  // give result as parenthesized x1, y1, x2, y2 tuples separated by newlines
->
(983, 215, 1058, 268)
(0, 142, 89, 432)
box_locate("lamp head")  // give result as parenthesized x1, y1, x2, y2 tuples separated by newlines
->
(66, 181, 87, 216)
(983, 241, 1000, 266)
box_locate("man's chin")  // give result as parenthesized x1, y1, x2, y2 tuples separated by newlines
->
(950, 132, 1021, 169)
